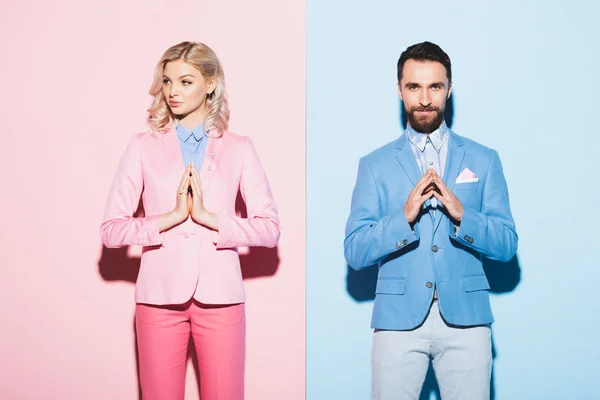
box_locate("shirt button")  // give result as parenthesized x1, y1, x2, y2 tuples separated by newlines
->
(208, 164, 213, 171)
(426, 282, 433, 288)
(432, 245, 439, 252)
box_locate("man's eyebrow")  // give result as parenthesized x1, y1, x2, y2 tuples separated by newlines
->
(429, 82, 446, 88)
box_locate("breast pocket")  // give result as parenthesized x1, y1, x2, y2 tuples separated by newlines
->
(454, 181, 479, 191)
(453, 182, 481, 210)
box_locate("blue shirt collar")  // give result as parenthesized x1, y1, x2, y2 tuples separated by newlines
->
(406, 121, 449, 152)
(176, 122, 207, 143)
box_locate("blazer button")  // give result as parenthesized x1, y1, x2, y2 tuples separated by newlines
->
(208, 164, 213, 171)
(432, 245, 439, 252)
(426, 282, 433, 288)
(212, 152, 216, 158)
(395, 239, 408, 249)
(464, 235, 474, 244)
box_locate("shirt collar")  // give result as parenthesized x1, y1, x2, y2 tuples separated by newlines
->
(406, 121, 448, 152)
(176, 122, 207, 143)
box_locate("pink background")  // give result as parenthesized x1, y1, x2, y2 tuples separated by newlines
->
(0, 1, 305, 399)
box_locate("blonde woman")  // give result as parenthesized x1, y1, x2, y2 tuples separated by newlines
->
(100, 41, 280, 400)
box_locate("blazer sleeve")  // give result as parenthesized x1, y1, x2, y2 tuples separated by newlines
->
(344, 157, 420, 270)
(100, 134, 164, 248)
(449, 150, 518, 262)
(214, 137, 280, 249)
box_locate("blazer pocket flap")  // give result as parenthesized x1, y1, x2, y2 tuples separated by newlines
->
(375, 278, 407, 295)
(463, 274, 490, 292)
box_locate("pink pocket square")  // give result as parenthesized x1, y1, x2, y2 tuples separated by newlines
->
(456, 168, 479, 183)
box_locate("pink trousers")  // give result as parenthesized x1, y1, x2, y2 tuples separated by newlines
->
(135, 300, 245, 400)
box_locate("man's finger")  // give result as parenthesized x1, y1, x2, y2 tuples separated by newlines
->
(432, 174, 450, 196)
(414, 170, 435, 193)
(418, 188, 435, 203)
(432, 190, 448, 206)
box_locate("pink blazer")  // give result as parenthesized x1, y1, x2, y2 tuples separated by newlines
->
(100, 129, 280, 305)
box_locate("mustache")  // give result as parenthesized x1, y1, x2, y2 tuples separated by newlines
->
(410, 105, 440, 112)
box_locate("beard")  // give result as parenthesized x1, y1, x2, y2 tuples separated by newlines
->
(406, 104, 445, 134)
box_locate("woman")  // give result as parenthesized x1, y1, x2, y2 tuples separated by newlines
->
(100, 41, 280, 400)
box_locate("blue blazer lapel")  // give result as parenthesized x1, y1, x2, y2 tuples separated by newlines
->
(433, 132, 466, 235)
(395, 135, 422, 186)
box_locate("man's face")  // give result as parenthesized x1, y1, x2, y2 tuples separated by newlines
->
(398, 59, 451, 134)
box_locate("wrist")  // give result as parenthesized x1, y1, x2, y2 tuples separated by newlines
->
(404, 210, 413, 224)
(172, 209, 188, 224)
(450, 208, 463, 226)
(192, 208, 209, 222)
(192, 209, 219, 231)
(456, 205, 464, 222)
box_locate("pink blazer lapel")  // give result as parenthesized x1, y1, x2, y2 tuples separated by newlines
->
(163, 129, 185, 175)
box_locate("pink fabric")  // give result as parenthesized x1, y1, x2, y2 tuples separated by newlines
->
(136, 301, 246, 400)
(100, 130, 281, 305)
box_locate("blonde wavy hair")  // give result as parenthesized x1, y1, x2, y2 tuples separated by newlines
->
(147, 41, 230, 136)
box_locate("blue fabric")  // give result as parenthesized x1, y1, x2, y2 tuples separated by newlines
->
(175, 122, 208, 168)
(406, 122, 449, 209)
(344, 129, 518, 330)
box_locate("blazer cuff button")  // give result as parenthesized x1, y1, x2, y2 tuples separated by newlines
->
(395, 239, 408, 249)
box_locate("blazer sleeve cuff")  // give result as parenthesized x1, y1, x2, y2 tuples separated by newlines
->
(213, 213, 235, 248)
(450, 206, 477, 247)
(386, 213, 420, 252)
(139, 215, 164, 246)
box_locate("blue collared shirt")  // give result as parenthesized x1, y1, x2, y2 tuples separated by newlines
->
(406, 121, 450, 209)
(176, 122, 208, 168)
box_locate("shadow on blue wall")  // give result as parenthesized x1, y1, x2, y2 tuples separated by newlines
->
(345, 94, 521, 399)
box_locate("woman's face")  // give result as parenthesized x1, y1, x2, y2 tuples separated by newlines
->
(162, 59, 215, 120)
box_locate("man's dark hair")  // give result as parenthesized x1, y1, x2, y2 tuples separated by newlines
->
(397, 41, 452, 84)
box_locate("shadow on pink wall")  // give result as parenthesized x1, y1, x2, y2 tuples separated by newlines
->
(97, 190, 280, 398)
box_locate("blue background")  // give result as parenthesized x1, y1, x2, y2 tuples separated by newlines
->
(307, 1, 600, 399)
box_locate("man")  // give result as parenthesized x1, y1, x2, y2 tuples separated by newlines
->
(343, 42, 518, 399)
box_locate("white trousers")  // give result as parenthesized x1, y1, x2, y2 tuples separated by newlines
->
(372, 301, 492, 400)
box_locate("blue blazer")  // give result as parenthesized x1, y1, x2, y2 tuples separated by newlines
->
(344, 131, 518, 330)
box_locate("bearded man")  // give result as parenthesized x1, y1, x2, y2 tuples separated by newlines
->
(344, 41, 518, 400)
